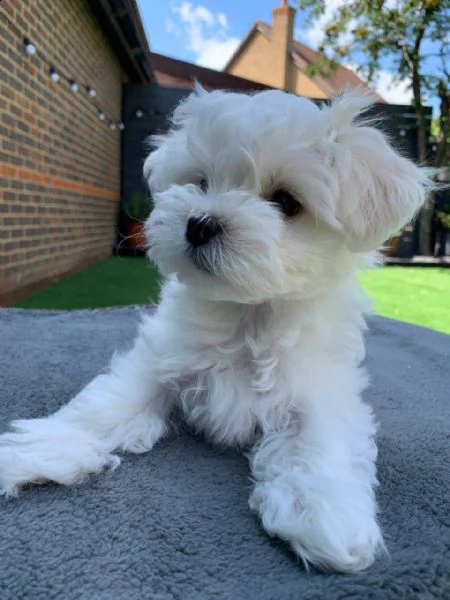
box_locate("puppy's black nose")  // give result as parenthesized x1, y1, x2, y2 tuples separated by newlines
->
(186, 215, 222, 247)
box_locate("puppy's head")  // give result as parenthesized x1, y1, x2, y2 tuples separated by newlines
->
(144, 88, 430, 303)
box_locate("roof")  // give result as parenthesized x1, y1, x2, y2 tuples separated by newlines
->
(225, 20, 384, 101)
(224, 21, 268, 73)
(90, 0, 154, 83)
(292, 39, 384, 102)
(150, 53, 272, 91)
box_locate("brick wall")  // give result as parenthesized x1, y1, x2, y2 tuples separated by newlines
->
(0, 0, 126, 304)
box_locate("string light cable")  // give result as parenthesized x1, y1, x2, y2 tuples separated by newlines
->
(1, 10, 125, 130)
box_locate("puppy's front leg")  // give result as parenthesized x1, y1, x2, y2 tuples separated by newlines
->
(248, 380, 384, 573)
(0, 326, 172, 496)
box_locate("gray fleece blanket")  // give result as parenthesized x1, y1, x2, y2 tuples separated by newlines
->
(0, 307, 449, 599)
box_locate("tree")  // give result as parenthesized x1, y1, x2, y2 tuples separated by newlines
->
(298, 0, 450, 255)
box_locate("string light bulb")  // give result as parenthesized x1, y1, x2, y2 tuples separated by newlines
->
(18, 31, 119, 133)
(49, 67, 60, 82)
(24, 38, 36, 55)
(135, 109, 143, 119)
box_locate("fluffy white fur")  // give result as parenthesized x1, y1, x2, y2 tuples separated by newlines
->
(0, 89, 431, 573)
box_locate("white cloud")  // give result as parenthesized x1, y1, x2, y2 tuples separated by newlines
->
(165, 18, 181, 37)
(301, 0, 407, 50)
(343, 62, 412, 104)
(373, 71, 412, 104)
(217, 13, 228, 29)
(301, 0, 345, 49)
(170, 2, 239, 69)
(195, 38, 241, 70)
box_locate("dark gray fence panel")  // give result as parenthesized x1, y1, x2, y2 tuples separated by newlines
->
(122, 84, 190, 202)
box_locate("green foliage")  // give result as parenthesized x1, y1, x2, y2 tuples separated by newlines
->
(431, 116, 450, 142)
(431, 116, 440, 139)
(122, 192, 153, 222)
(305, 55, 339, 77)
(436, 204, 450, 230)
(298, 0, 449, 97)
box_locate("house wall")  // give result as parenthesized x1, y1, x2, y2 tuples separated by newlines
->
(0, 0, 126, 304)
(269, 4, 296, 91)
(227, 31, 328, 99)
(227, 34, 276, 89)
(293, 70, 328, 99)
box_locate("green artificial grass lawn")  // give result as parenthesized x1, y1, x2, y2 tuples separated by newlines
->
(15, 258, 450, 335)
(360, 266, 450, 335)
(16, 257, 162, 310)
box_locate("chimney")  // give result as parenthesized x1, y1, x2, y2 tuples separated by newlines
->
(271, 0, 296, 91)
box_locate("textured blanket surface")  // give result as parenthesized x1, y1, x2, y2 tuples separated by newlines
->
(0, 307, 449, 600)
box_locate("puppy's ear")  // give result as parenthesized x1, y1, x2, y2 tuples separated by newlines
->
(326, 92, 431, 252)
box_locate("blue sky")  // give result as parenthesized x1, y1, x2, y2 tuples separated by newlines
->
(137, 1, 286, 67)
(136, 1, 417, 105)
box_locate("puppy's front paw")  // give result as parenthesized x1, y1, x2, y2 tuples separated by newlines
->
(249, 472, 384, 573)
(0, 418, 119, 497)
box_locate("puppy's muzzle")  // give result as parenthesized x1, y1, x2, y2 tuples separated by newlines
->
(186, 214, 223, 248)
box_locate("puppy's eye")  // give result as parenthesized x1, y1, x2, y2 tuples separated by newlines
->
(199, 178, 208, 193)
(270, 189, 302, 218)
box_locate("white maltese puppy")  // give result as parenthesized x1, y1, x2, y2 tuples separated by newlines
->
(0, 88, 430, 573)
